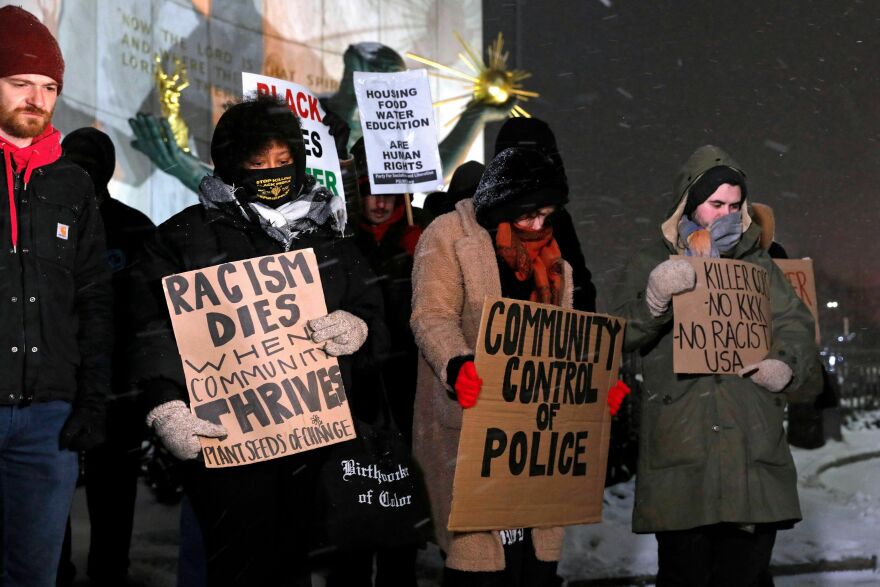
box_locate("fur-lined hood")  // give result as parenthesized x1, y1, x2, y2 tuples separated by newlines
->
(749, 202, 776, 251)
(660, 145, 757, 256)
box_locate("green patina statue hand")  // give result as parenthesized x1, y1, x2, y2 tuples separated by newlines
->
(129, 112, 210, 192)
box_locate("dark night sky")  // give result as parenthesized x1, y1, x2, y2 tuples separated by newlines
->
(483, 0, 880, 339)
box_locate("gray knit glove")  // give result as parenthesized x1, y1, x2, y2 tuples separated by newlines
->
(739, 359, 793, 393)
(645, 259, 697, 317)
(308, 310, 368, 356)
(146, 400, 228, 461)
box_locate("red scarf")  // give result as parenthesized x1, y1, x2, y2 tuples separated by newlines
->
(495, 222, 564, 305)
(0, 124, 63, 251)
(359, 203, 423, 256)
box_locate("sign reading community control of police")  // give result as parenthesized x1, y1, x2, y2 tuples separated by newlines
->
(352, 69, 443, 194)
(672, 256, 772, 374)
(162, 250, 355, 468)
(448, 297, 624, 531)
(242, 72, 345, 201)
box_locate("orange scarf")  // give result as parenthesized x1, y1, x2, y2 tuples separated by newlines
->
(495, 222, 563, 304)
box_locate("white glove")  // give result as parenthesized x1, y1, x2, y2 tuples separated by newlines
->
(739, 359, 793, 393)
(308, 310, 368, 356)
(146, 400, 228, 460)
(645, 259, 697, 317)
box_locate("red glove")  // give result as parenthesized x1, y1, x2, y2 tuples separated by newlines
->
(454, 361, 483, 409)
(607, 380, 631, 416)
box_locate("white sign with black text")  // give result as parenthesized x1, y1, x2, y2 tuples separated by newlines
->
(353, 69, 443, 194)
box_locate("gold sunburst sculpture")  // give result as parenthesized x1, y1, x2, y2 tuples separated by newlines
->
(406, 32, 538, 126)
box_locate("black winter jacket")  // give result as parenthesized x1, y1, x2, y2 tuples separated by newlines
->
(0, 156, 113, 408)
(130, 188, 387, 415)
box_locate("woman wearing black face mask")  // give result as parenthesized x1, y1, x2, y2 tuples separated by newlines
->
(130, 95, 388, 587)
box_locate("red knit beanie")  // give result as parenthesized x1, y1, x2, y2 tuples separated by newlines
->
(0, 6, 64, 93)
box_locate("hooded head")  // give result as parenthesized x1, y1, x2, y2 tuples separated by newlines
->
(0, 6, 64, 93)
(210, 94, 306, 197)
(662, 144, 753, 251)
(340, 43, 406, 89)
(423, 160, 485, 218)
(62, 127, 115, 200)
(473, 147, 568, 229)
(494, 117, 566, 181)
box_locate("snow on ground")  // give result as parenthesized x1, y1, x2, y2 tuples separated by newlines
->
(560, 415, 880, 584)
(69, 412, 880, 586)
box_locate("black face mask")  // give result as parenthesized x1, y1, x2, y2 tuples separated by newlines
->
(239, 165, 297, 208)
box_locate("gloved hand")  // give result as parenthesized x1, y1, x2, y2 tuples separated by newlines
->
(645, 259, 697, 317)
(739, 359, 793, 393)
(607, 380, 631, 416)
(59, 407, 106, 451)
(448, 357, 482, 409)
(308, 310, 368, 356)
(146, 400, 228, 461)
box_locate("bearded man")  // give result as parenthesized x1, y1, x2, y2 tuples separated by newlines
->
(0, 7, 112, 587)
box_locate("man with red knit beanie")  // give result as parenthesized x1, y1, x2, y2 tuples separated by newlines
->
(0, 7, 112, 587)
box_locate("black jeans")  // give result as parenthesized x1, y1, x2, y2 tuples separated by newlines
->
(656, 523, 777, 587)
(182, 451, 321, 587)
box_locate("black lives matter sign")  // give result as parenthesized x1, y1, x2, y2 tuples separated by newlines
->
(448, 297, 624, 531)
(162, 249, 355, 468)
(672, 256, 771, 374)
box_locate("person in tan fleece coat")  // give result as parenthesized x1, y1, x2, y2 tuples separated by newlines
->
(410, 147, 574, 586)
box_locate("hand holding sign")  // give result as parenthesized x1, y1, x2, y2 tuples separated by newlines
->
(454, 360, 483, 409)
(147, 400, 228, 461)
(739, 359, 792, 392)
(308, 310, 367, 357)
(646, 259, 697, 317)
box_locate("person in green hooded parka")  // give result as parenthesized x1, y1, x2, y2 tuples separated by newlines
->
(612, 145, 818, 586)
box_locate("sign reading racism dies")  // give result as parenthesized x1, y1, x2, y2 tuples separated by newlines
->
(774, 258, 820, 344)
(448, 297, 625, 531)
(242, 72, 346, 201)
(162, 249, 356, 468)
(352, 69, 443, 194)
(672, 256, 772, 374)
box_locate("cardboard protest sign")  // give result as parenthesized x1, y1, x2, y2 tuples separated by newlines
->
(774, 258, 820, 343)
(448, 297, 624, 531)
(672, 256, 771, 374)
(242, 72, 345, 201)
(352, 69, 443, 194)
(162, 249, 355, 468)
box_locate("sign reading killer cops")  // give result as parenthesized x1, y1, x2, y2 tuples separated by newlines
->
(162, 249, 356, 468)
(672, 256, 772, 374)
(242, 72, 345, 201)
(352, 69, 443, 194)
(448, 297, 624, 531)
